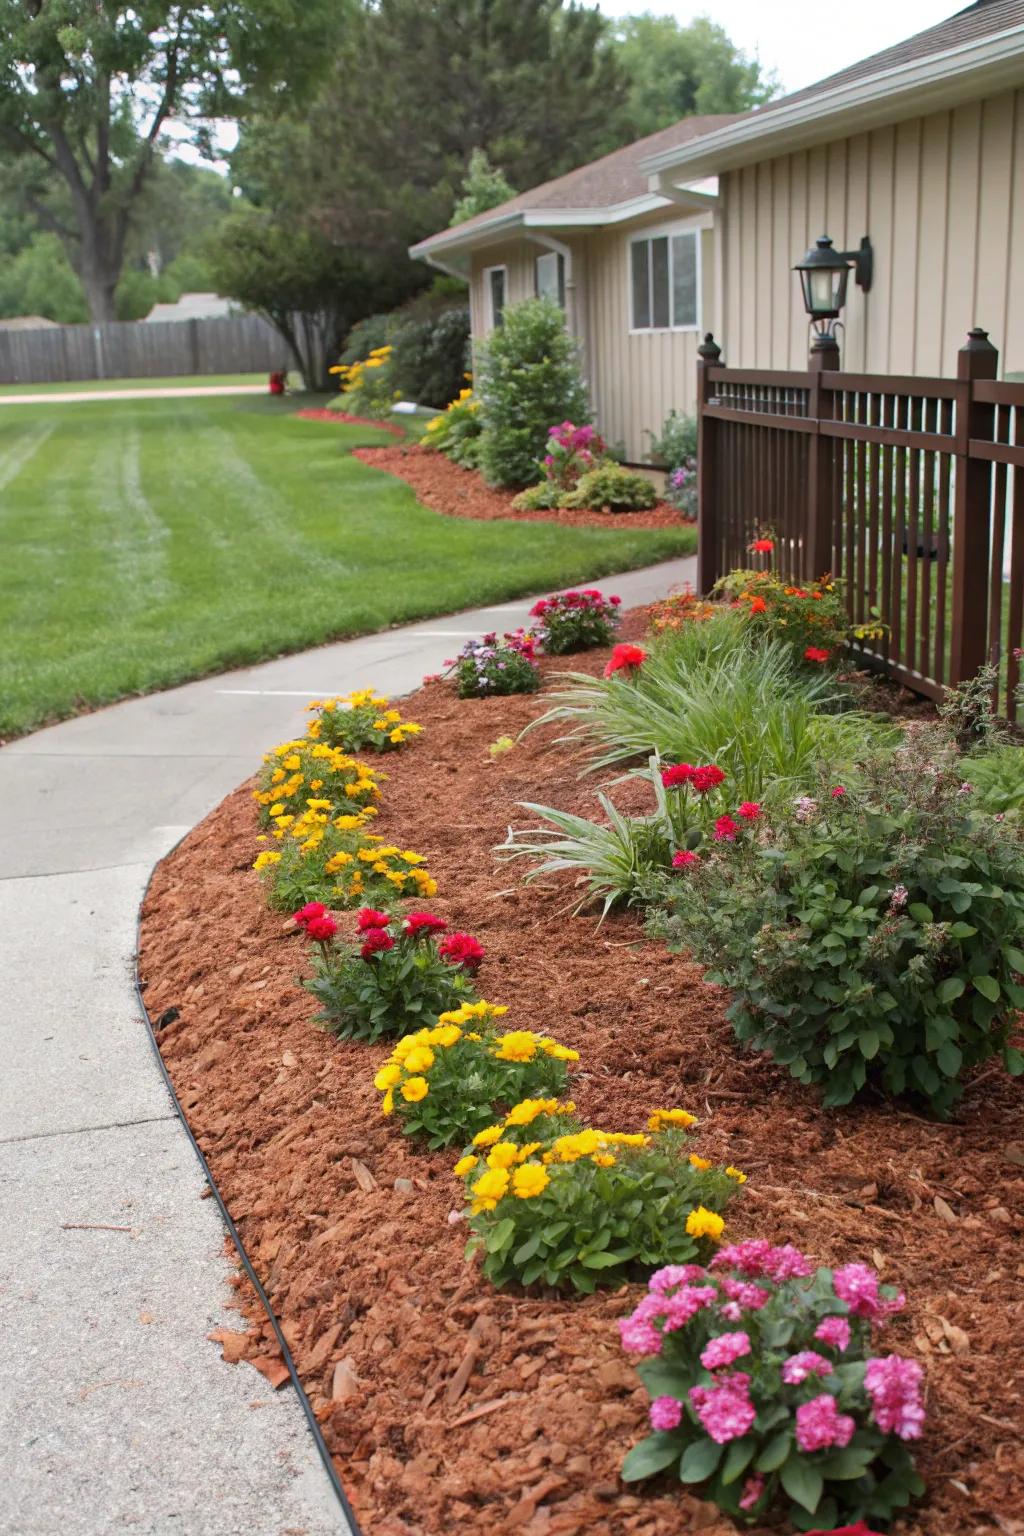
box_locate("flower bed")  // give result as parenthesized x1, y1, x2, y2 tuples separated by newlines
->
(353, 442, 689, 530)
(294, 407, 406, 436)
(139, 611, 1022, 1536)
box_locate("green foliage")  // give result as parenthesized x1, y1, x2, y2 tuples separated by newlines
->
(562, 464, 659, 512)
(964, 743, 1024, 822)
(334, 345, 398, 418)
(476, 299, 589, 488)
(303, 919, 478, 1043)
(340, 312, 392, 366)
(648, 746, 1024, 1116)
(451, 148, 517, 225)
(389, 294, 470, 407)
(713, 570, 869, 661)
(0, 232, 88, 324)
(500, 792, 673, 917)
(253, 739, 381, 825)
(422, 387, 484, 466)
(511, 480, 563, 511)
(307, 690, 422, 753)
(647, 410, 698, 471)
(529, 590, 621, 655)
(450, 632, 540, 698)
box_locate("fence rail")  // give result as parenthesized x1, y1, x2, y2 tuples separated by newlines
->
(696, 327, 1024, 718)
(0, 313, 284, 385)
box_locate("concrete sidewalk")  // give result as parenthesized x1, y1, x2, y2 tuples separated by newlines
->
(0, 555, 693, 1535)
(0, 384, 266, 405)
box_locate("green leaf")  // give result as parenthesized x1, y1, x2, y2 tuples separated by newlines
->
(484, 1217, 515, 1253)
(949, 922, 977, 939)
(1004, 1046, 1024, 1076)
(908, 902, 933, 924)
(859, 1029, 880, 1060)
(937, 1041, 963, 1077)
(937, 975, 966, 1003)
(780, 1457, 824, 1514)
(1005, 946, 1024, 973)
(755, 1430, 792, 1472)
(621, 1433, 683, 1483)
(513, 1233, 541, 1264)
(580, 1250, 628, 1269)
(720, 1438, 756, 1485)
(974, 974, 1001, 1002)
(678, 1437, 723, 1483)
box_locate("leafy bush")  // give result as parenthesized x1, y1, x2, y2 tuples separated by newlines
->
(447, 629, 539, 698)
(331, 344, 397, 418)
(458, 1106, 743, 1293)
(649, 747, 1024, 1116)
(306, 688, 422, 753)
(620, 1244, 925, 1530)
(510, 479, 563, 511)
(302, 909, 482, 1041)
(562, 464, 658, 512)
(339, 312, 391, 366)
(422, 387, 484, 467)
(648, 584, 720, 632)
(713, 570, 881, 662)
(529, 588, 621, 654)
(964, 742, 1024, 822)
(512, 420, 609, 508)
(476, 298, 590, 488)
(648, 409, 698, 471)
(390, 297, 470, 408)
(254, 814, 438, 912)
(253, 738, 382, 823)
(375, 1005, 577, 1147)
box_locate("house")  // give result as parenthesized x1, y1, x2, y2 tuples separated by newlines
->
(143, 292, 234, 323)
(410, 0, 1024, 460)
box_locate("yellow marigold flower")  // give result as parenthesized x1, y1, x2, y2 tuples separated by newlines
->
(283, 756, 301, 772)
(453, 1154, 478, 1178)
(689, 1155, 713, 1171)
(324, 853, 351, 874)
(686, 1206, 725, 1242)
(428, 1024, 462, 1048)
(374, 1064, 402, 1091)
(552, 1130, 602, 1163)
(402, 1046, 434, 1075)
(493, 1030, 538, 1063)
(725, 1166, 748, 1184)
(271, 768, 286, 784)
(400, 1076, 429, 1103)
(384, 709, 400, 723)
(472, 1125, 503, 1148)
(268, 802, 284, 817)
(357, 847, 379, 863)
(485, 1141, 519, 1171)
(471, 1168, 510, 1208)
(591, 1153, 617, 1168)
(400, 850, 425, 865)
(504, 1097, 558, 1127)
(381, 1089, 394, 1116)
(372, 718, 389, 731)
(253, 850, 281, 871)
(415, 876, 438, 896)
(603, 1133, 649, 1148)
(511, 1164, 550, 1200)
(334, 814, 365, 831)
(516, 1141, 542, 1162)
(543, 1043, 580, 1062)
(648, 1108, 698, 1132)
(306, 798, 332, 810)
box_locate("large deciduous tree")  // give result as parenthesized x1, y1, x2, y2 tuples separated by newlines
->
(608, 15, 779, 141)
(0, 1, 342, 322)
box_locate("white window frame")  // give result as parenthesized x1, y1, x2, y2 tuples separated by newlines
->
(483, 263, 508, 332)
(627, 221, 702, 336)
(534, 250, 566, 309)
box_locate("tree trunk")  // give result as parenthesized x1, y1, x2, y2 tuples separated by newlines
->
(79, 268, 119, 325)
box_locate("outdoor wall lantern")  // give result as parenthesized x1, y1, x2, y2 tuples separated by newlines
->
(794, 235, 873, 347)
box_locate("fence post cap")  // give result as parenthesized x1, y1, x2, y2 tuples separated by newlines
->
(698, 333, 721, 362)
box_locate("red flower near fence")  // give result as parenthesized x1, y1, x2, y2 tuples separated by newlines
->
(603, 643, 647, 678)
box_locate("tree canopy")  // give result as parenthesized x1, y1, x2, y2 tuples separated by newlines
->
(607, 14, 778, 140)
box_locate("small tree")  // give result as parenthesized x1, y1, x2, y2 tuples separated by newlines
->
(477, 298, 589, 488)
(451, 149, 516, 226)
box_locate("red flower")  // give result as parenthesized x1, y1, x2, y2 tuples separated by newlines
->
(831, 785, 846, 799)
(530, 598, 551, 617)
(737, 802, 761, 820)
(305, 914, 338, 942)
(356, 908, 391, 932)
(714, 814, 740, 842)
(749, 538, 774, 553)
(748, 595, 768, 615)
(292, 901, 326, 927)
(806, 1525, 884, 1536)
(672, 849, 700, 869)
(610, 595, 622, 606)
(691, 764, 726, 794)
(360, 927, 394, 960)
(403, 911, 447, 939)
(804, 646, 831, 664)
(439, 932, 486, 974)
(661, 763, 696, 788)
(604, 643, 647, 678)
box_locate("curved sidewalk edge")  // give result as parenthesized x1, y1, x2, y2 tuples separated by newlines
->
(0, 555, 693, 1535)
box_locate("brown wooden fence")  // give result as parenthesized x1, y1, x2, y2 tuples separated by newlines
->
(0, 313, 284, 386)
(696, 327, 1024, 719)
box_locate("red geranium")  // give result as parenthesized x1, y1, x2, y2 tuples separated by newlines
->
(806, 1525, 884, 1536)
(439, 932, 486, 974)
(713, 814, 740, 842)
(690, 764, 726, 793)
(609, 595, 622, 606)
(403, 912, 447, 939)
(305, 914, 338, 942)
(672, 849, 700, 868)
(831, 785, 846, 799)
(748, 595, 768, 615)
(661, 763, 695, 788)
(292, 901, 326, 927)
(737, 801, 761, 820)
(749, 537, 774, 553)
(360, 927, 394, 960)
(804, 646, 831, 664)
(604, 643, 647, 679)
(356, 908, 391, 932)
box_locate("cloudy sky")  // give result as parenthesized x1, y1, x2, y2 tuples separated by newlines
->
(598, 0, 960, 92)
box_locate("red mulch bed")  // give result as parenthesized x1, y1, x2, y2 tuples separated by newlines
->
(353, 442, 693, 530)
(295, 408, 405, 437)
(139, 615, 1023, 1536)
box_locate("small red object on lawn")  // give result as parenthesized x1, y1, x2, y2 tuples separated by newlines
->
(268, 369, 287, 395)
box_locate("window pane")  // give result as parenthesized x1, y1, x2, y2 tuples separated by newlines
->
(535, 252, 564, 308)
(651, 237, 670, 328)
(631, 240, 650, 328)
(672, 233, 698, 327)
(489, 268, 506, 327)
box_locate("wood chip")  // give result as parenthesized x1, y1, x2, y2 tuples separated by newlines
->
(934, 1195, 958, 1223)
(331, 1357, 359, 1401)
(350, 1157, 378, 1192)
(250, 1353, 290, 1389)
(450, 1392, 522, 1428)
(207, 1327, 252, 1365)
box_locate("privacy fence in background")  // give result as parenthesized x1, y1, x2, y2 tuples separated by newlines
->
(0, 313, 284, 385)
(696, 327, 1024, 719)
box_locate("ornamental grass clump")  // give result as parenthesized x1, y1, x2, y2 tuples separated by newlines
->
(619, 1245, 925, 1530)
(303, 909, 482, 1042)
(374, 1005, 579, 1148)
(253, 738, 382, 824)
(255, 813, 436, 913)
(447, 629, 540, 698)
(456, 1105, 743, 1293)
(306, 688, 422, 754)
(529, 589, 621, 655)
(649, 743, 1024, 1117)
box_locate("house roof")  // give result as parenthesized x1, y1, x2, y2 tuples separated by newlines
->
(409, 114, 739, 263)
(143, 292, 234, 323)
(642, 0, 1024, 180)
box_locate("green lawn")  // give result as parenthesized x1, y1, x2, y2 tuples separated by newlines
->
(0, 395, 695, 737)
(0, 372, 265, 396)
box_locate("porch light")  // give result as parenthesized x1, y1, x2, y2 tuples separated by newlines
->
(794, 235, 873, 336)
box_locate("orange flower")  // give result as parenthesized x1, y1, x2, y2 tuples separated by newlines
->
(748, 595, 767, 615)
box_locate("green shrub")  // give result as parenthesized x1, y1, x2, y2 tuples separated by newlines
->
(476, 298, 589, 488)
(965, 742, 1024, 822)
(306, 688, 422, 753)
(511, 480, 562, 511)
(422, 387, 484, 466)
(648, 746, 1024, 1117)
(449, 630, 540, 698)
(390, 297, 470, 408)
(253, 737, 383, 823)
(333, 345, 397, 418)
(647, 408, 698, 471)
(562, 463, 658, 512)
(339, 311, 391, 365)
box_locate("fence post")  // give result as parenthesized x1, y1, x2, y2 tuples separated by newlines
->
(805, 332, 839, 582)
(696, 332, 722, 595)
(949, 326, 998, 684)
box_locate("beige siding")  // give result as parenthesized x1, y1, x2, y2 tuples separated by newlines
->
(719, 87, 1024, 377)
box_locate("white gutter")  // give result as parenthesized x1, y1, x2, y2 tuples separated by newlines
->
(640, 23, 1024, 179)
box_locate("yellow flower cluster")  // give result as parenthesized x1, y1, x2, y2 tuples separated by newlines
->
(253, 738, 382, 821)
(305, 688, 423, 751)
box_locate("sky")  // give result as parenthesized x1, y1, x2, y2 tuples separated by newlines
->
(597, 1, 961, 93)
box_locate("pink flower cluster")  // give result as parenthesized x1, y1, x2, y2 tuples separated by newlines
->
(864, 1354, 926, 1440)
(833, 1262, 905, 1321)
(689, 1372, 757, 1443)
(796, 1393, 856, 1452)
(711, 1240, 814, 1282)
(530, 587, 620, 619)
(781, 1350, 833, 1384)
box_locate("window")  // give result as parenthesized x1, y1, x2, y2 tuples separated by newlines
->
(629, 228, 699, 331)
(534, 251, 566, 308)
(484, 265, 507, 330)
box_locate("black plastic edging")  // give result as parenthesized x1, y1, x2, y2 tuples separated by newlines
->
(134, 862, 365, 1536)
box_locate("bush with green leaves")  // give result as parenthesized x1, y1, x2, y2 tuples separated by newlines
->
(422, 387, 484, 466)
(476, 298, 590, 488)
(390, 295, 470, 408)
(458, 1106, 743, 1293)
(306, 688, 422, 753)
(448, 630, 540, 698)
(648, 745, 1024, 1116)
(302, 908, 481, 1042)
(562, 463, 658, 512)
(255, 819, 438, 914)
(619, 1245, 925, 1530)
(648, 409, 698, 471)
(964, 742, 1024, 822)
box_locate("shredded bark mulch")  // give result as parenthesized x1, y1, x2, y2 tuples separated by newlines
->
(139, 616, 1023, 1536)
(353, 442, 692, 531)
(294, 408, 406, 437)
